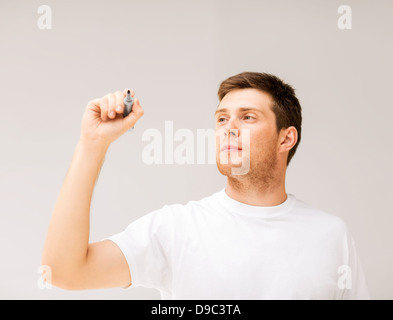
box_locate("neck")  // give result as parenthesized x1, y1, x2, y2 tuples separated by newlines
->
(225, 170, 287, 207)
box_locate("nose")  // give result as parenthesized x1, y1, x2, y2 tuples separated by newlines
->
(225, 130, 237, 137)
(223, 118, 240, 137)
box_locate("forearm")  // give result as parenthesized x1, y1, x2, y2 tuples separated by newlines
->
(42, 139, 109, 284)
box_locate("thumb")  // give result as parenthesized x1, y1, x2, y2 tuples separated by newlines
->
(121, 98, 144, 131)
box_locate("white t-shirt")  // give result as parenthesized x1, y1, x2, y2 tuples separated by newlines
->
(107, 188, 370, 300)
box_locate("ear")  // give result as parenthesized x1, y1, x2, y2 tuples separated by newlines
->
(278, 126, 298, 152)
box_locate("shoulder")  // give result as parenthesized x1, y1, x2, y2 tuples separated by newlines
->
(159, 191, 219, 220)
(164, 190, 219, 212)
(291, 196, 349, 237)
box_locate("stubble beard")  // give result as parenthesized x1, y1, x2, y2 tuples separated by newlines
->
(216, 141, 280, 193)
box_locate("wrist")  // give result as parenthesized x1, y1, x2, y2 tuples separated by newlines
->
(77, 137, 110, 154)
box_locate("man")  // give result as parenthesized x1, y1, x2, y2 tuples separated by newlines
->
(42, 72, 370, 299)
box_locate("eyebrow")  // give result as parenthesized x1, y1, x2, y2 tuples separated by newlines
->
(214, 107, 264, 117)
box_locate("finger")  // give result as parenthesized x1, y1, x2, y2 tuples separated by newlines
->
(100, 96, 109, 121)
(115, 91, 125, 114)
(130, 97, 144, 119)
(107, 93, 116, 119)
(87, 98, 101, 113)
(122, 97, 144, 130)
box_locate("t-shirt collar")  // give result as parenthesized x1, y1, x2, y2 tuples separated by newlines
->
(216, 187, 296, 218)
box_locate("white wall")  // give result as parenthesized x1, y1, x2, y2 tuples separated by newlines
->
(0, 0, 392, 299)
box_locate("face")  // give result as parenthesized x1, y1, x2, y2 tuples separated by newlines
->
(215, 88, 281, 184)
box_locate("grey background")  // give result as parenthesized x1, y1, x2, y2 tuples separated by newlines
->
(0, 0, 392, 299)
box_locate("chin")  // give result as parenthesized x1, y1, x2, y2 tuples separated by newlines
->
(216, 159, 250, 177)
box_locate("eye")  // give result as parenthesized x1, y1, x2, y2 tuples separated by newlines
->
(244, 115, 255, 120)
(218, 117, 227, 123)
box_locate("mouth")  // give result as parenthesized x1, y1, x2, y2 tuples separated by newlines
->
(220, 145, 242, 152)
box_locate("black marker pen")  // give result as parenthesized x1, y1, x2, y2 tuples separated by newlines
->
(123, 90, 134, 117)
(123, 90, 135, 130)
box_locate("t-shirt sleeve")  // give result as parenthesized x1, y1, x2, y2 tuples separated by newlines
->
(340, 233, 371, 300)
(105, 205, 174, 294)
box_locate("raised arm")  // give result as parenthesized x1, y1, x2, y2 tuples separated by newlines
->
(41, 89, 144, 290)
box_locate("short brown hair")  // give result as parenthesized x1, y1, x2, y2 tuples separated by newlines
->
(217, 72, 302, 166)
